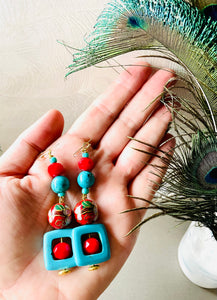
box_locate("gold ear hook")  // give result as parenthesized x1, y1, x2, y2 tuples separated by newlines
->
(73, 139, 92, 157)
(48, 149, 53, 159)
(82, 140, 91, 153)
(39, 149, 53, 159)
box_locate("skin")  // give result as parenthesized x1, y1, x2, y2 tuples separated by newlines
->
(0, 63, 175, 300)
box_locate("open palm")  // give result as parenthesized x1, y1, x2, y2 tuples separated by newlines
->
(0, 64, 174, 300)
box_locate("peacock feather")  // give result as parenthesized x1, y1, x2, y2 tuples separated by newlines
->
(63, 0, 217, 239)
(190, 0, 217, 20)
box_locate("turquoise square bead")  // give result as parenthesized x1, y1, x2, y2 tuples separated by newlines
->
(72, 224, 111, 266)
(43, 229, 76, 271)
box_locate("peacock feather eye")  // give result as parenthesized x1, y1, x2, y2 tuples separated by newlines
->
(127, 16, 148, 30)
(197, 151, 217, 188)
(205, 167, 217, 184)
(203, 5, 217, 21)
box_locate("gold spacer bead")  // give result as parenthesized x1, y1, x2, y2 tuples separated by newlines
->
(88, 264, 100, 271)
(82, 194, 88, 200)
(59, 196, 65, 203)
(58, 269, 72, 276)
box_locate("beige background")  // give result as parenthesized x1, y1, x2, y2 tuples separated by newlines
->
(0, 0, 217, 299)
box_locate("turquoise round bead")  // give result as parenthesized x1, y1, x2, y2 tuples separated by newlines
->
(82, 188, 89, 195)
(58, 192, 66, 197)
(82, 152, 89, 158)
(77, 171, 95, 188)
(51, 176, 70, 194)
(50, 156, 57, 163)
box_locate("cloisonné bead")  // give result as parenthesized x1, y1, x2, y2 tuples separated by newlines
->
(74, 200, 98, 225)
(48, 163, 64, 177)
(51, 176, 70, 194)
(53, 242, 72, 260)
(48, 203, 72, 229)
(77, 171, 95, 188)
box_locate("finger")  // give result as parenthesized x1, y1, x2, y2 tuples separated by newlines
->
(0, 110, 64, 176)
(128, 135, 175, 214)
(68, 62, 152, 144)
(115, 104, 172, 181)
(98, 69, 174, 159)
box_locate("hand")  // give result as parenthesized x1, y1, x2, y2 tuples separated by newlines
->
(0, 63, 175, 300)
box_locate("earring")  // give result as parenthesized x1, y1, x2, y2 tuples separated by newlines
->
(43, 144, 111, 275)
(73, 142, 110, 271)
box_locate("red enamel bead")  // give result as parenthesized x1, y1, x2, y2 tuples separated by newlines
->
(48, 203, 72, 229)
(48, 163, 64, 177)
(78, 157, 94, 171)
(53, 242, 72, 259)
(83, 237, 100, 255)
(74, 200, 98, 225)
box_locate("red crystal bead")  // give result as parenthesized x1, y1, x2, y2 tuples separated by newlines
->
(78, 157, 94, 171)
(74, 200, 98, 225)
(48, 163, 64, 177)
(83, 237, 100, 255)
(53, 242, 72, 259)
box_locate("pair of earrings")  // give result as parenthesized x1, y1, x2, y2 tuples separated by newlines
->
(43, 142, 111, 275)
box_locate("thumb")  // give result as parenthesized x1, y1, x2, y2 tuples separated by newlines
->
(0, 110, 64, 176)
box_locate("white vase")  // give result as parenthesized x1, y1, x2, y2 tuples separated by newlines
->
(178, 221, 217, 288)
